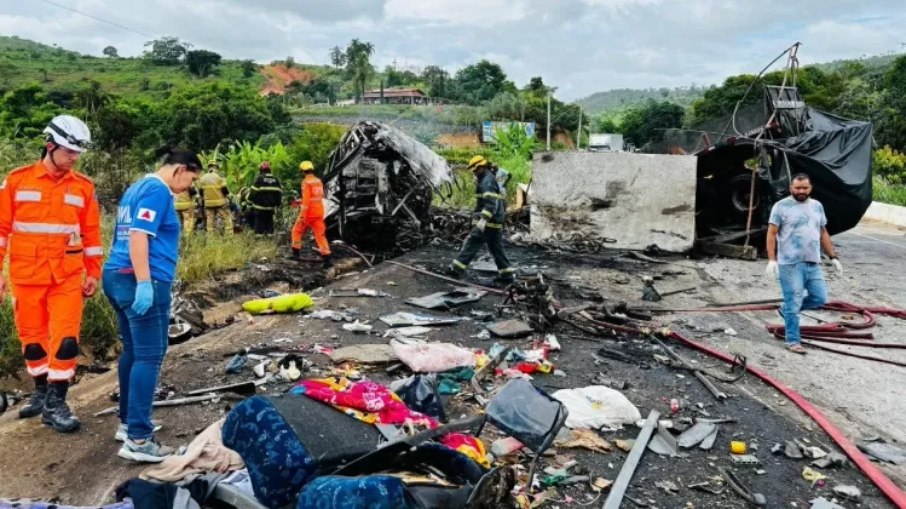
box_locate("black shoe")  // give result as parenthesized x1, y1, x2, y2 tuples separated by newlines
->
(290, 248, 301, 260)
(41, 382, 81, 433)
(443, 266, 464, 279)
(322, 254, 333, 268)
(18, 377, 48, 419)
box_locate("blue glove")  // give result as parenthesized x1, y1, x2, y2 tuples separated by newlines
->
(132, 280, 154, 315)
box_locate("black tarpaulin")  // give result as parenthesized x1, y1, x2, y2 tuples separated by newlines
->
(659, 86, 873, 236)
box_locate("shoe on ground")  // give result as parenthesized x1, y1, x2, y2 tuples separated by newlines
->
(442, 266, 464, 279)
(41, 384, 80, 433)
(18, 384, 48, 419)
(115, 421, 163, 442)
(118, 437, 176, 463)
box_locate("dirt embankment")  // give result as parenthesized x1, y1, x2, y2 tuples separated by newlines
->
(259, 64, 316, 95)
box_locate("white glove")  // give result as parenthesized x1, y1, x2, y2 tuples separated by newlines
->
(476, 218, 488, 232)
(831, 258, 843, 276)
(765, 261, 779, 278)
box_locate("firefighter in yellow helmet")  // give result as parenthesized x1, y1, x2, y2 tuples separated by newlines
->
(197, 160, 233, 234)
(448, 155, 514, 284)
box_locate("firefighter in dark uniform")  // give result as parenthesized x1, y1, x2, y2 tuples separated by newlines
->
(449, 155, 515, 284)
(247, 161, 283, 235)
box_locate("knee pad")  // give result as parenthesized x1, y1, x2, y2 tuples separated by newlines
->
(23, 344, 47, 361)
(55, 337, 80, 361)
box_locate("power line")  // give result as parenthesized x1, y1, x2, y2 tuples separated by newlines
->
(38, 0, 155, 39)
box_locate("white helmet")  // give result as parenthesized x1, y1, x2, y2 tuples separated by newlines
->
(43, 115, 92, 153)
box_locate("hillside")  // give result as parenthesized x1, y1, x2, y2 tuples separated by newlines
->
(574, 86, 705, 117)
(575, 52, 905, 118)
(0, 35, 264, 98)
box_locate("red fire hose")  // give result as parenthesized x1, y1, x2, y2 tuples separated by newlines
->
(569, 306, 906, 506)
(667, 330, 906, 507)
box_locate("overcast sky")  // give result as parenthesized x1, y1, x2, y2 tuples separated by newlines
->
(2, 0, 905, 100)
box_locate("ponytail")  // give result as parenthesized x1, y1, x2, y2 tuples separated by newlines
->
(155, 146, 202, 172)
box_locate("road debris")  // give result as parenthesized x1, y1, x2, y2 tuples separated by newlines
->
(677, 422, 718, 449)
(832, 484, 862, 501)
(327, 344, 397, 364)
(722, 468, 767, 507)
(802, 466, 828, 485)
(487, 319, 534, 339)
(391, 342, 475, 372)
(379, 311, 464, 327)
(406, 288, 486, 310)
(241, 292, 314, 314)
(553, 429, 612, 453)
(552, 386, 641, 429)
(602, 409, 661, 509)
(858, 440, 906, 465)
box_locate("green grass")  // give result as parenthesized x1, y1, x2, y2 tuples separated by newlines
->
(0, 231, 281, 377)
(177, 233, 279, 282)
(873, 176, 906, 206)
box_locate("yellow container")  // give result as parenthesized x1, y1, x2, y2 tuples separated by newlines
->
(730, 441, 747, 454)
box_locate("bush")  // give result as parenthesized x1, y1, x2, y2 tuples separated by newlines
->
(873, 146, 906, 184)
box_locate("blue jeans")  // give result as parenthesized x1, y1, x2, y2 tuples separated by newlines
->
(102, 270, 173, 440)
(779, 262, 828, 345)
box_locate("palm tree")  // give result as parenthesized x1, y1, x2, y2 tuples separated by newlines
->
(345, 39, 375, 102)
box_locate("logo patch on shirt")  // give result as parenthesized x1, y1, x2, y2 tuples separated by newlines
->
(137, 208, 157, 222)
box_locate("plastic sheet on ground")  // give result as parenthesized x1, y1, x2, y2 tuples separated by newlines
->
(391, 342, 476, 373)
(379, 312, 465, 327)
(552, 386, 642, 429)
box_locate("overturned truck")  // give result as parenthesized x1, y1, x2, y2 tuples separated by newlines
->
(532, 84, 873, 255)
(322, 121, 454, 252)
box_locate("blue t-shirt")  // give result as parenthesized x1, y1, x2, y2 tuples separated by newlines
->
(104, 174, 181, 282)
(769, 196, 827, 265)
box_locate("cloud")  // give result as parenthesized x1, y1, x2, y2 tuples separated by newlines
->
(1, 0, 905, 100)
(384, 0, 529, 25)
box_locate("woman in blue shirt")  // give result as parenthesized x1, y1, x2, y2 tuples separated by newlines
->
(103, 147, 202, 462)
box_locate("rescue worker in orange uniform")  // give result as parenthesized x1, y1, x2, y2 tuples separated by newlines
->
(0, 115, 103, 433)
(291, 161, 332, 267)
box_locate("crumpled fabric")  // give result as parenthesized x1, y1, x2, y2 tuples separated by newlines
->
(142, 419, 244, 483)
(295, 475, 413, 509)
(391, 342, 476, 373)
(292, 377, 489, 467)
(222, 396, 318, 509)
(0, 502, 133, 509)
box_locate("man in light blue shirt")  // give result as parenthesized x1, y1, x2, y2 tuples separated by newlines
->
(766, 173, 843, 354)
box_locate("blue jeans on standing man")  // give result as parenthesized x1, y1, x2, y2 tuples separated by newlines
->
(102, 269, 173, 441)
(779, 262, 828, 346)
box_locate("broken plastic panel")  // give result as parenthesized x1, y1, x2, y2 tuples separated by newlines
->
(379, 312, 465, 327)
(406, 288, 487, 310)
(485, 378, 567, 454)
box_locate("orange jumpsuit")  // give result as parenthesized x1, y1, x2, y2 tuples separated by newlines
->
(0, 162, 103, 381)
(291, 174, 330, 256)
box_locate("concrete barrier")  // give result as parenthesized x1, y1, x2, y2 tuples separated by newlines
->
(529, 151, 698, 252)
(863, 201, 906, 228)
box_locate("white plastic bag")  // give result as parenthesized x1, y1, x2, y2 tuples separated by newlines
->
(552, 386, 641, 429)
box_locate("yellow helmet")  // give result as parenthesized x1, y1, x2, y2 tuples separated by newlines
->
(467, 155, 488, 170)
(299, 160, 315, 172)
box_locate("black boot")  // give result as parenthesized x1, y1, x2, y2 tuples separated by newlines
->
(18, 375, 48, 419)
(42, 382, 81, 433)
(322, 254, 333, 268)
(291, 248, 301, 260)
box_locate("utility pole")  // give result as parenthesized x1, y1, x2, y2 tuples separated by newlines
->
(576, 107, 583, 150)
(546, 90, 552, 151)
